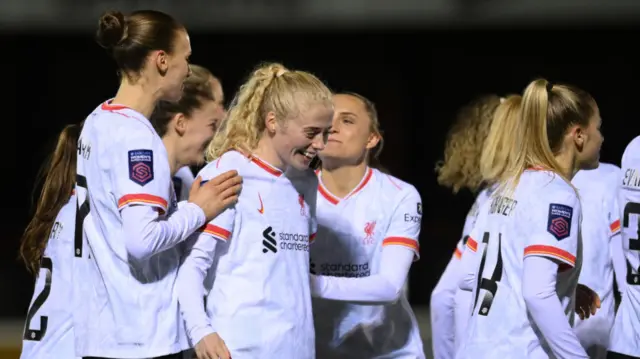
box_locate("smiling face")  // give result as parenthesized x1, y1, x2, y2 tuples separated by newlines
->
(319, 94, 381, 167)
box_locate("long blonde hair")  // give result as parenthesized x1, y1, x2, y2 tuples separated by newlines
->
(205, 62, 332, 161)
(481, 78, 596, 193)
(436, 95, 501, 193)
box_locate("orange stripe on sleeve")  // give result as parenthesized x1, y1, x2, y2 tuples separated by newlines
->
(200, 224, 231, 241)
(610, 219, 621, 234)
(466, 237, 478, 252)
(454, 248, 462, 259)
(523, 244, 576, 267)
(382, 237, 419, 251)
(118, 194, 168, 211)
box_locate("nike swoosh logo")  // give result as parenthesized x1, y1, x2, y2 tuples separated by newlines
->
(258, 193, 264, 214)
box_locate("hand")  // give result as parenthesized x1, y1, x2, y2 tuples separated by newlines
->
(189, 171, 242, 222)
(575, 284, 601, 320)
(195, 332, 231, 359)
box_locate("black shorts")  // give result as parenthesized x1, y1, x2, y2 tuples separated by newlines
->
(83, 351, 186, 359)
(608, 351, 640, 359)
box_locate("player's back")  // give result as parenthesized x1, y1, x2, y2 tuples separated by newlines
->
(458, 169, 581, 359)
(74, 101, 185, 358)
(571, 163, 621, 353)
(310, 168, 424, 358)
(201, 151, 318, 358)
(21, 194, 77, 359)
(609, 136, 640, 358)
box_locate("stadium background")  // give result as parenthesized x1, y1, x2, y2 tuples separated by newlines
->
(1, 0, 640, 357)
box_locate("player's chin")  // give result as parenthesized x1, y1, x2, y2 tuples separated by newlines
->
(290, 150, 315, 171)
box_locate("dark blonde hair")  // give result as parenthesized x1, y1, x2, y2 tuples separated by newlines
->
(151, 64, 216, 136)
(206, 62, 332, 161)
(481, 79, 596, 192)
(20, 125, 80, 274)
(96, 10, 185, 79)
(436, 95, 501, 193)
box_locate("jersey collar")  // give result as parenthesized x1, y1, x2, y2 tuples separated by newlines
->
(317, 167, 373, 205)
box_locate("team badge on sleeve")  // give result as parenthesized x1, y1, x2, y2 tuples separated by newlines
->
(547, 203, 573, 240)
(128, 149, 154, 186)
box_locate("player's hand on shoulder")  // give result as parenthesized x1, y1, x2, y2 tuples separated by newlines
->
(575, 283, 601, 320)
(189, 171, 242, 222)
(195, 332, 231, 359)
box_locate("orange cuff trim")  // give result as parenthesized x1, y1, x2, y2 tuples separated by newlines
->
(118, 193, 168, 211)
(454, 248, 463, 259)
(523, 244, 576, 267)
(200, 224, 231, 241)
(382, 236, 420, 252)
(466, 237, 478, 252)
(309, 233, 317, 244)
(610, 219, 621, 234)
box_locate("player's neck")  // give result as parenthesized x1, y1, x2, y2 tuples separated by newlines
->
(162, 136, 180, 176)
(320, 162, 368, 198)
(112, 80, 161, 119)
(553, 152, 578, 180)
(253, 136, 285, 171)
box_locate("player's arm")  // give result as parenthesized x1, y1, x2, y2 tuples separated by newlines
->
(310, 187, 421, 303)
(177, 207, 234, 345)
(430, 244, 464, 359)
(608, 195, 625, 296)
(114, 133, 207, 261)
(521, 189, 588, 359)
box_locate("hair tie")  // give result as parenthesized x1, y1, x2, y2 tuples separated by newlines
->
(546, 82, 554, 93)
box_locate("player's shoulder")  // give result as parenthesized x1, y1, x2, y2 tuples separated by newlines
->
(523, 170, 579, 207)
(198, 151, 252, 180)
(622, 136, 640, 164)
(89, 101, 157, 138)
(371, 168, 421, 204)
(174, 166, 195, 182)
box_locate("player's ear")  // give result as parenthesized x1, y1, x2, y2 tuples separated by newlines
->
(153, 49, 169, 76)
(173, 113, 187, 136)
(265, 111, 277, 135)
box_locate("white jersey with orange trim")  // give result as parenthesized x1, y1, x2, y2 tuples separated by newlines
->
(430, 188, 492, 359)
(73, 101, 187, 358)
(571, 163, 621, 357)
(20, 194, 78, 359)
(609, 136, 640, 358)
(310, 167, 424, 358)
(178, 150, 318, 359)
(456, 169, 582, 359)
(173, 166, 194, 202)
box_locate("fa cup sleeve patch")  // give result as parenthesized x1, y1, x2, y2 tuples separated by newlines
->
(547, 203, 573, 241)
(128, 149, 154, 186)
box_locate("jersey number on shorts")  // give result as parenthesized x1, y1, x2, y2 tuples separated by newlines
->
(75, 174, 90, 257)
(623, 202, 640, 285)
(473, 231, 504, 316)
(23, 256, 53, 341)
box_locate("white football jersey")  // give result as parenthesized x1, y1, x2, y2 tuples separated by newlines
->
(452, 188, 492, 352)
(310, 167, 424, 358)
(173, 166, 194, 202)
(190, 151, 318, 358)
(21, 194, 78, 359)
(456, 169, 582, 359)
(571, 163, 621, 356)
(74, 101, 186, 358)
(610, 136, 640, 357)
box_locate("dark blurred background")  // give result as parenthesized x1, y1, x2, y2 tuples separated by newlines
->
(1, 0, 639, 354)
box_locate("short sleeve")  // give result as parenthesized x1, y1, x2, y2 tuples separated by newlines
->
(522, 187, 580, 269)
(193, 160, 235, 241)
(115, 130, 171, 213)
(607, 189, 622, 238)
(381, 186, 422, 260)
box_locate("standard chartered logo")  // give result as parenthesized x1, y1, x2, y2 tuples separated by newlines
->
(261, 226, 310, 254)
(313, 262, 371, 278)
